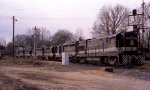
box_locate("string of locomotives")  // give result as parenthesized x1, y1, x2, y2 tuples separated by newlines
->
(16, 31, 144, 66)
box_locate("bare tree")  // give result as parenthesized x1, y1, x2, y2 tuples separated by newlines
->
(92, 4, 129, 38)
(145, 2, 150, 20)
(52, 30, 73, 46)
(73, 28, 84, 41)
(6, 42, 13, 56)
(25, 28, 35, 50)
(0, 37, 6, 46)
(38, 27, 51, 47)
(14, 35, 26, 47)
(25, 27, 52, 49)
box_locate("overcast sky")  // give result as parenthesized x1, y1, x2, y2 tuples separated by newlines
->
(0, 0, 150, 43)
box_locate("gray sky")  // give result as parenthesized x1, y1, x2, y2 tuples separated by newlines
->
(0, 0, 149, 43)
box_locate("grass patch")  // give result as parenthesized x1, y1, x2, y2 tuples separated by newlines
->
(0, 57, 48, 67)
(0, 73, 40, 90)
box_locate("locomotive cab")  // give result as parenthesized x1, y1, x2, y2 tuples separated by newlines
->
(116, 31, 144, 66)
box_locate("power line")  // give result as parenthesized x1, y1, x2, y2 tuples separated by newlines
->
(19, 18, 93, 21)
(0, 16, 11, 18)
(0, 16, 94, 21)
(0, 8, 101, 11)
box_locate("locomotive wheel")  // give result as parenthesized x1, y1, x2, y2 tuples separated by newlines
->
(109, 58, 116, 65)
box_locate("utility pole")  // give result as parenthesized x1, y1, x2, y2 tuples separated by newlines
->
(33, 26, 39, 60)
(13, 16, 17, 61)
(142, 0, 145, 48)
(33, 26, 37, 60)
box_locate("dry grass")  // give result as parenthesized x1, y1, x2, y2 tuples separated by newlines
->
(0, 57, 47, 90)
(0, 57, 48, 67)
(0, 72, 40, 90)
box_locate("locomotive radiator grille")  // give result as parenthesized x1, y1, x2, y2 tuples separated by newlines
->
(122, 55, 144, 65)
(118, 48, 122, 54)
(122, 55, 131, 65)
(137, 55, 144, 65)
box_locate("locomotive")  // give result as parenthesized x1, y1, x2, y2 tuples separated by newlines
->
(17, 31, 144, 66)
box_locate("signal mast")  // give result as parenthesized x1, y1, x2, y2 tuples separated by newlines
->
(128, 0, 146, 51)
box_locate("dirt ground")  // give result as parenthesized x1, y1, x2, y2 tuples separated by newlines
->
(0, 57, 150, 90)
